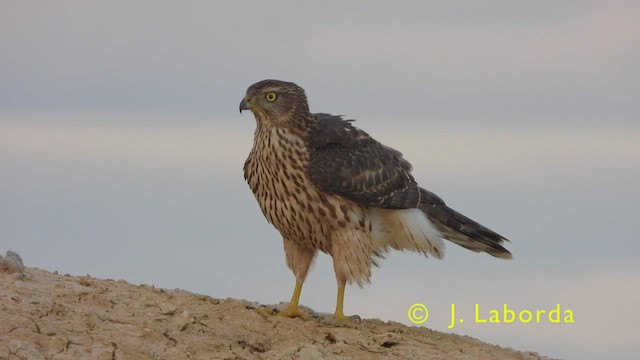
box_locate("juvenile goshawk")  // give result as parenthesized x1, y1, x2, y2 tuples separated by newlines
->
(240, 79, 511, 322)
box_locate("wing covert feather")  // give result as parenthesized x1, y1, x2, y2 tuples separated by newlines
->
(308, 114, 421, 209)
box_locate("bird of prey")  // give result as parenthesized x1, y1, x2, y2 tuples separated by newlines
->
(239, 79, 511, 322)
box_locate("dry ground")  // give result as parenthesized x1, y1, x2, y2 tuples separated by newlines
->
(1, 266, 550, 360)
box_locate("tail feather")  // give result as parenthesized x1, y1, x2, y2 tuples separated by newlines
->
(419, 203, 512, 259)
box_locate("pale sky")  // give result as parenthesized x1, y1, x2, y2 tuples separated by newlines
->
(2, 2, 639, 359)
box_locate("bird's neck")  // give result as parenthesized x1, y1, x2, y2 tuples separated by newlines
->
(253, 111, 313, 141)
(253, 124, 308, 152)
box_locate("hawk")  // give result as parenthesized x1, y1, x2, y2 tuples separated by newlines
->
(240, 79, 511, 322)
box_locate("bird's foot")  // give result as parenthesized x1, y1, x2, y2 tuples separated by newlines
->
(321, 314, 361, 328)
(255, 306, 277, 316)
(278, 305, 306, 319)
(255, 304, 308, 319)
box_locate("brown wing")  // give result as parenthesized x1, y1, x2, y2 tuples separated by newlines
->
(308, 113, 435, 209)
(307, 113, 511, 258)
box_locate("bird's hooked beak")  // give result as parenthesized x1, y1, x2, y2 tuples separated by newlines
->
(239, 96, 252, 113)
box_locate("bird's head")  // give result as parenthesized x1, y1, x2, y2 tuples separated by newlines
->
(239, 79, 310, 127)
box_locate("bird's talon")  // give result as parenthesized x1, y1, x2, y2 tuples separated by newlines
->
(255, 306, 277, 316)
(278, 306, 306, 319)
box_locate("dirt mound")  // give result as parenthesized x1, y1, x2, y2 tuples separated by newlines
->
(1, 265, 548, 359)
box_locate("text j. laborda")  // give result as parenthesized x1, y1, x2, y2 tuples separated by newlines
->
(407, 303, 574, 329)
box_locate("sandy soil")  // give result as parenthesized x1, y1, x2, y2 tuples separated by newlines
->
(1, 264, 550, 360)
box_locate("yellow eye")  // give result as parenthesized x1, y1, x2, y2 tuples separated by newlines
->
(265, 92, 277, 102)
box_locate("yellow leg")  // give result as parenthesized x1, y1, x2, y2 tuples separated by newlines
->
(279, 280, 304, 318)
(320, 277, 356, 327)
(333, 278, 347, 320)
